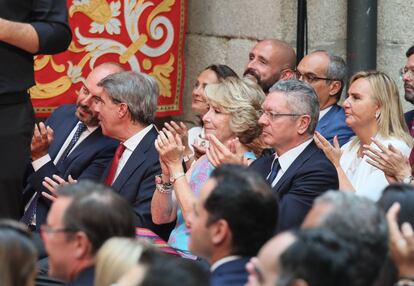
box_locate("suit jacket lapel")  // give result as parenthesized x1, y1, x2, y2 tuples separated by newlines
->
(111, 127, 157, 191)
(49, 118, 78, 160)
(273, 142, 318, 195)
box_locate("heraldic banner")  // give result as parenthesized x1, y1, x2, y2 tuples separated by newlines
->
(30, 0, 186, 118)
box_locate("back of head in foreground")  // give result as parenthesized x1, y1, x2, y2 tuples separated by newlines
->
(302, 190, 388, 286)
(0, 219, 37, 286)
(277, 228, 352, 286)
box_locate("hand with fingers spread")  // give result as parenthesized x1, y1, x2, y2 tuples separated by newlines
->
(387, 202, 414, 278)
(31, 122, 54, 161)
(206, 135, 245, 167)
(363, 138, 412, 184)
(314, 132, 342, 167)
(41, 174, 77, 202)
(154, 129, 185, 170)
(164, 121, 189, 150)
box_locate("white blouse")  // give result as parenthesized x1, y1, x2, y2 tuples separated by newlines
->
(340, 135, 411, 201)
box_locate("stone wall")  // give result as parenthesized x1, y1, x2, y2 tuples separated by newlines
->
(175, 0, 414, 125)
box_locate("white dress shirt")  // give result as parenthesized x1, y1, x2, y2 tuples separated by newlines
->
(268, 138, 313, 187)
(112, 124, 154, 182)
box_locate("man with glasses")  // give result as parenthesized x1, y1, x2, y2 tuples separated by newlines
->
(402, 46, 414, 135)
(250, 79, 338, 232)
(244, 39, 297, 93)
(296, 50, 354, 146)
(41, 181, 136, 285)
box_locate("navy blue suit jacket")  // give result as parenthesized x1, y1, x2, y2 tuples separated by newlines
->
(22, 105, 118, 229)
(102, 126, 175, 241)
(210, 257, 250, 286)
(250, 141, 339, 232)
(316, 104, 354, 147)
(405, 109, 414, 132)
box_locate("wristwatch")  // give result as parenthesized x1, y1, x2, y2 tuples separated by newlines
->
(170, 172, 185, 183)
(402, 176, 413, 184)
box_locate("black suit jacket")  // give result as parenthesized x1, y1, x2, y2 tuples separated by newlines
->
(102, 126, 175, 241)
(210, 257, 250, 286)
(22, 105, 118, 229)
(250, 141, 339, 232)
(66, 267, 94, 286)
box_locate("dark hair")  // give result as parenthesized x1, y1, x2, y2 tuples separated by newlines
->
(406, 46, 414, 58)
(140, 255, 209, 286)
(375, 184, 414, 286)
(205, 164, 278, 256)
(58, 180, 136, 255)
(313, 191, 388, 286)
(278, 229, 352, 286)
(204, 64, 239, 80)
(0, 220, 37, 286)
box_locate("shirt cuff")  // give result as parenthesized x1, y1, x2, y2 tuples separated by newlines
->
(32, 154, 52, 171)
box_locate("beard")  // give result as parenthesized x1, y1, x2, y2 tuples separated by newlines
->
(404, 83, 414, 104)
(243, 68, 280, 93)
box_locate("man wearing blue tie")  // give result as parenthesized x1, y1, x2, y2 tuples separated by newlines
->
(249, 79, 338, 232)
(21, 63, 122, 230)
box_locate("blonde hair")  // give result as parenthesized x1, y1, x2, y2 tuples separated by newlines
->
(349, 71, 412, 147)
(204, 77, 265, 146)
(94, 237, 152, 286)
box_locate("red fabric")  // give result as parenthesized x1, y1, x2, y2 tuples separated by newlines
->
(105, 143, 126, 186)
(31, 0, 187, 117)
(136, 227, 181, 257)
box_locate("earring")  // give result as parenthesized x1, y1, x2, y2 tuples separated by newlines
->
(375, 111, 380, 119)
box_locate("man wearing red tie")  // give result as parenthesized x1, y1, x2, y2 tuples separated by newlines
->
(91, 71, 174, 241)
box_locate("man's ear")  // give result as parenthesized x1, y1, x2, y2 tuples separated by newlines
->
(118, 102, 129, 118)
(73, 232, 92, 259)
(329, 80, 342, 98)
(210, 219, 230, 246)
(280, 69, 297, 80)
(297, 115, 311, 135)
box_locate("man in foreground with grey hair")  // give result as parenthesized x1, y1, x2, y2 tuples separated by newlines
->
(249, 79, 338, 232)
(90, 71, 174, 241)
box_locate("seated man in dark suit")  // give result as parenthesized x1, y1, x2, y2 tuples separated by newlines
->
(297, 50, 354, 146)
(42, 181, 136, 286)
(21, 63, 122, 230)
(187, 165, 278, 286)
(90, 71, 174, 241)
(250, 79, 339, 232)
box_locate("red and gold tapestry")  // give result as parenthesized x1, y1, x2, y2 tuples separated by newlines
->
(30, 0, 186, 117)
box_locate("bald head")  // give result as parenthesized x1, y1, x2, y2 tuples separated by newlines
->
(244, 39, 296, 93)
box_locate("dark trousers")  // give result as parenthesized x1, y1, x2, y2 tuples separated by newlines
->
(0, 94, 34, 219)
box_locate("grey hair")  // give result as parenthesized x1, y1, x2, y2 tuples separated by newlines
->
(269, 79, 319, 135)
(98, 71, 159, 125)
(313, 50, 347, 101)
(312, 191, 388, 286)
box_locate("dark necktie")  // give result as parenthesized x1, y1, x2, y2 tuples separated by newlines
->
(410, 118, 414, 137)
(105, 143, 126, 186)
(267, 158, 280, 185)
(20, 193, 39, 226)
(56, 122, 87, 166)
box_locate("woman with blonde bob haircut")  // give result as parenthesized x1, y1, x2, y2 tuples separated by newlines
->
(152, 77, 265, 257)
(95, 237, 153, 286)
(315, 70, 412, 201)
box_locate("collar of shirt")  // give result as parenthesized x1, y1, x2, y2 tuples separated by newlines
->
(112, 124, 154, 181)
(270, 138, 313, 187)
(318, 105, 333, 121)
(210, 255, 242, 272)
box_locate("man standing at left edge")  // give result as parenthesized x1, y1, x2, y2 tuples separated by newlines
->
(0, 1, 72, 219)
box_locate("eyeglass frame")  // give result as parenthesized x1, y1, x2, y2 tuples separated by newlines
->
(400, 67, 414, 79)
(40, 224, 78, 235)
(296, 70, 340, 84)
(259, 109, 306, 121)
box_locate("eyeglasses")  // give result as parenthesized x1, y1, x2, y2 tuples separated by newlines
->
(40, 224, 78, 234)
(400, 67, 414, 79)
(259, 110, 305, 121)
(296, 71, 339, 84)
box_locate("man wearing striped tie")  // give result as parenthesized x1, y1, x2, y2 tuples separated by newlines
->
(21, 63, 122, 231)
